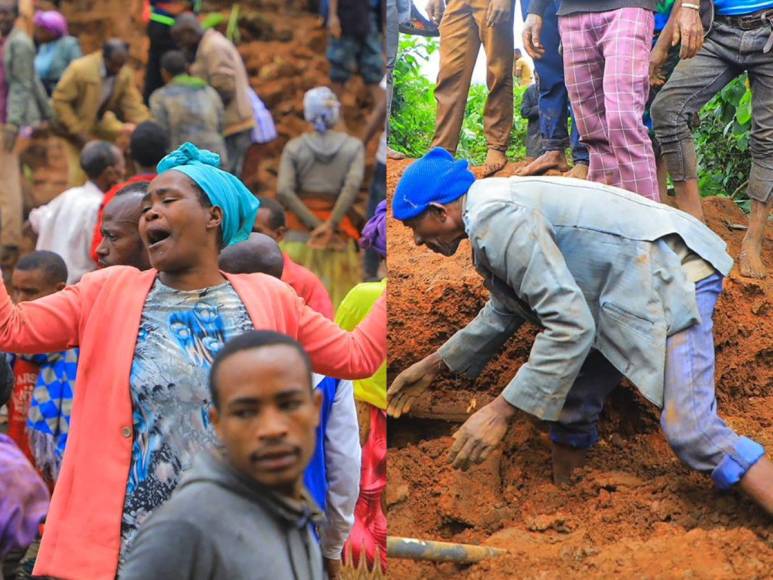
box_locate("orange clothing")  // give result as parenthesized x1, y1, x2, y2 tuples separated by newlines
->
(281, 252, 334, 320)
(0, 266, 386, 580)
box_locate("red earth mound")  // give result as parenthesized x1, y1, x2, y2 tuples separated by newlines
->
(386, 159, 773, 578)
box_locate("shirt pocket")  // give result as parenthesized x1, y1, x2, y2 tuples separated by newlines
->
(599, 301, 655, 341)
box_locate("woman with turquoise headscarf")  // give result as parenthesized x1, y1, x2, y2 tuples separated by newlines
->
(33, 11, 81, 96)
(277, 86, 366, 308)
(0, 143, 386, 579)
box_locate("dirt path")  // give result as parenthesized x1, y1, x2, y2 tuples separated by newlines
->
(386, 159, 773, 578)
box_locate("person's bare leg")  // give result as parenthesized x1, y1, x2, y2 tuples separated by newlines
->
(739, 199, 769, 279)
(479, 148, 508, 177)
(551, 442, 588, 485)
(736, 456, 773, 515)
(564, 162, 588, 179)
(673, 179, 705, 221)
(517, 150, 570, 176)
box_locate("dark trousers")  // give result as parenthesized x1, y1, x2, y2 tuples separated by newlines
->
(144, 21, 178, 103)
(520, 0, 588, 163)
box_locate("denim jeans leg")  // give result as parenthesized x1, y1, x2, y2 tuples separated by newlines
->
(660, 274, 764, 489)
(550, 349, 623, 448)
(523, 0, 570, 151)
(569, 103, 589, 164)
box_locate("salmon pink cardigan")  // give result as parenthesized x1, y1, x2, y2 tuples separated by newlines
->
(0, 266, 385, 580)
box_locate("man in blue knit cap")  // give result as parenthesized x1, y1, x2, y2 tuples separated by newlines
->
(388, 148, 773, 515)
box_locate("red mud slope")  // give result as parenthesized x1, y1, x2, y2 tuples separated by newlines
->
(386, 159, 773, 579)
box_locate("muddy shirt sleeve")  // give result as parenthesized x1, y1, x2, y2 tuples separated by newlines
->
(461, 202, 595, 421)
(438, 294, 526, 378)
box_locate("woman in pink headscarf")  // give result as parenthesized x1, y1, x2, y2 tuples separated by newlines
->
(33, 10, 81, 95)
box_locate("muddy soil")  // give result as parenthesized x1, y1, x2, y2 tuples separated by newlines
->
(387, 159, 773, 578)
(21, 0, 376, 221)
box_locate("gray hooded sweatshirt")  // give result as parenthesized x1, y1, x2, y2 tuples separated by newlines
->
(119, 452, 324, 580)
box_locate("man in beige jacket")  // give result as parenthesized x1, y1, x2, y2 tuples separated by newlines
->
(172, 13, 255, 177)
(52, 39, 150, 185)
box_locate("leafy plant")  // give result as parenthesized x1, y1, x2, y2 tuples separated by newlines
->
(390, 37, 528, 165)
(691, 75, 751, 211)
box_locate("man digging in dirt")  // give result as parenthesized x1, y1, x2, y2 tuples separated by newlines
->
(387, 148, 773, 516)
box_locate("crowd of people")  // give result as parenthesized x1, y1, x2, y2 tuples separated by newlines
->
(388, 0, 772, 523)
(0, 0, 387, 578)
(407, 0, 769, 279)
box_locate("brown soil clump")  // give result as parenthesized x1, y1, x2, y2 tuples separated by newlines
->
(387, 160, 773, 578)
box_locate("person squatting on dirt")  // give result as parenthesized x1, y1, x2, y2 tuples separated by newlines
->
(120, 331, 328, 580)
(0, 142, 386, 579)
(652, 0, 773, 279)
(276, 87, 365, 308)
(388, 149, 773, 516)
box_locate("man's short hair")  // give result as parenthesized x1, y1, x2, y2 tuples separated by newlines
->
(80, 141, 120, 180)
(102, 38, 130, 60)
(130, 121, 169, 169)
(208, 331, 313, 409)
(256, 197, 287, 230)
(218, 233, 284, 279)
(172, 12, 202, 34)
(160, 50, 188, 77)
(115, 181, 150, 197)
(15, 250, 68, 285)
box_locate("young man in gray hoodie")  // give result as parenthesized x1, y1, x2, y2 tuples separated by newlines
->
(119, 331, 325, 580)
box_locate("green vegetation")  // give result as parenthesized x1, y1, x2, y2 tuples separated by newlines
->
(389, 37, 528, 164)
(390, 38, 752, 208)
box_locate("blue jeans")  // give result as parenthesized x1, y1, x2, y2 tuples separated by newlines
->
(550, 274, 764, 489)
(520, 0, 588, 164)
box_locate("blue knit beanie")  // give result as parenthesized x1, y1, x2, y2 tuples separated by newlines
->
(392, 148, 476, 221)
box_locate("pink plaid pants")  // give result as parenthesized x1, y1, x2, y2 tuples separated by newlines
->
(559, 8, 660, 201)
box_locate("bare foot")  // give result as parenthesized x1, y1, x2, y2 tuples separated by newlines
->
(479, 149, 507, 177)
(739, 236, 767, 279)
(737, 456, 773, 516)
(551, 442, 588, 485)
(387, 146, 406, 160)
(517, 150, 570, 176)
(564, 163, 588, 180)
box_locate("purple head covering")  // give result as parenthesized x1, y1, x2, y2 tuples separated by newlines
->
(34, 10, 68, 38)
(0, 435, 50, 558)
(358, 200, 386, 258)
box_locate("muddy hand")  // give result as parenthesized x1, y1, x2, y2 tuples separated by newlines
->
(674, 4, 704, 59)
(387, 352, 443, 418)
(449, 396, 515, 471)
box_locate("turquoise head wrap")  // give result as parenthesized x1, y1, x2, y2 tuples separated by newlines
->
(156, 142, 260, 247)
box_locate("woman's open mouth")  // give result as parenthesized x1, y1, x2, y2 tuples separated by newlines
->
(145, 227, 172, 250)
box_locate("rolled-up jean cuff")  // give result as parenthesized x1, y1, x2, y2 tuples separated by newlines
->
(711, 436, 765, 490)
(549, 427, 599, 449)
(542, 138, 571, 153)
(662, 138, 699, 182)
(747, 161, 773, 203)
